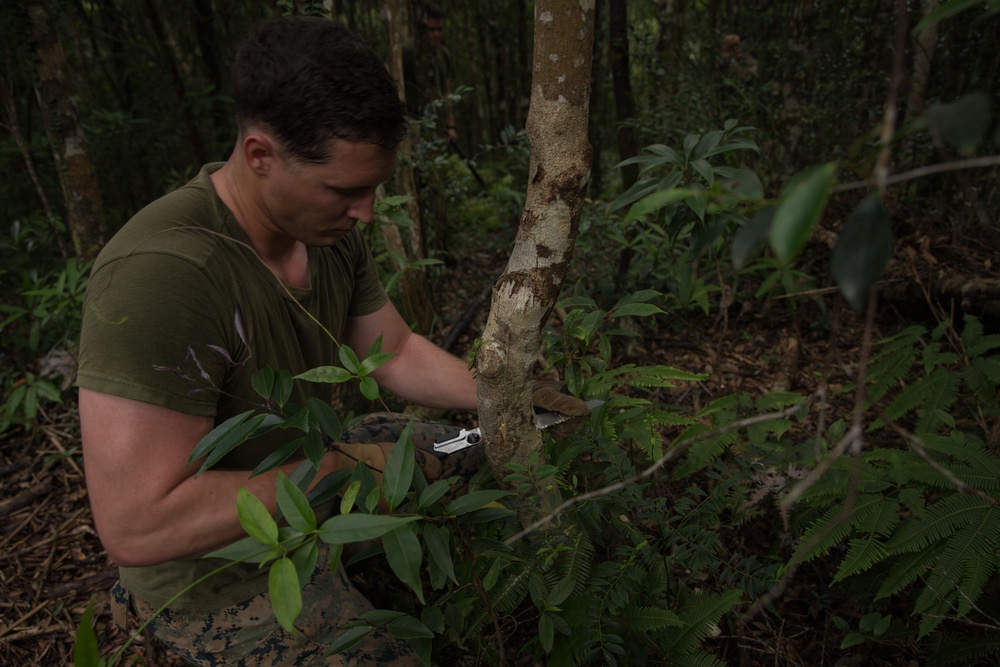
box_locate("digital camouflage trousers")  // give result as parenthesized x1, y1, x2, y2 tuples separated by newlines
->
(111, 412, 484, 666)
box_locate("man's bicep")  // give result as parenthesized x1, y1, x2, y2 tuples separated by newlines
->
(343, 301, 412, 356)
(79, 388, 214, 502)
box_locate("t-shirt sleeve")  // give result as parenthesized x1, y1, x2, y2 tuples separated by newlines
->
(77, 252, 233, 416)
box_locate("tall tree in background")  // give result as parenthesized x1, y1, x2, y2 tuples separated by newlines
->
(477, 0, 594, 478)
(23, 0, 105, 261)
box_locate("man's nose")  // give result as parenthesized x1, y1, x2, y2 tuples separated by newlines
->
(348, 190, 376, 224)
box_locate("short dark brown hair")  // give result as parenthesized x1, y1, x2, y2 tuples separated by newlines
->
(232, 16, 407, 162)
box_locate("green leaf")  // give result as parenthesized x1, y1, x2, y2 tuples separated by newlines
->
(290, 540, 319, 588)
(307, 397, 343, 439)
(73, 599, 100, 667)
(831, 195, 894, 312)
(277, 472, 317, 532)
(205, 535, 273, 563)
(341, 480, 362, 514)
(302, 430, 325, 470)
(611, 303, 665, 318)
(326, 623, 374, 655)
(423, 524, 458, 586)
(417, 479, 453, 510)
(196, 413, 282, 474)
(623, 187, 696, 223)
(386, 614, 434, 640)
(360, 376, 380, 400)
(841, 632, 866, 649)
(188, 410, 256, 463)
(916, 0, 995, 32)
(318, 513, 420, 544)
(269, 557, 302, 633)
(251, 438, 303, 477)
(383, 424, 415, 510)
(295, 366, 354, 384)
(383, 524, 425, 603)
(237, 487, 279, 546)
(924, 93, 992, 155)
(252, 366, 275, 400)
(539, 612, 556, 653)
(339, 344, 362, 374)
(769, 163, 837, 265)
(446, 490, 513, 516)
(731, 208, 774, 270)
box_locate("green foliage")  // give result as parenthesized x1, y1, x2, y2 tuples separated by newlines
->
(0, 255, 89, 434)
(787, 315, 1000, 640)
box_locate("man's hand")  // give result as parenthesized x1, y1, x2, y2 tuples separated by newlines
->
(531, 380, 590, 440)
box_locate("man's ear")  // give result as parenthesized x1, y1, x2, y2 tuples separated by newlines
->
(242, 132, 277, 176)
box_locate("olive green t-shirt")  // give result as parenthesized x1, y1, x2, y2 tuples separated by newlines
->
(77, 163, 387, 611)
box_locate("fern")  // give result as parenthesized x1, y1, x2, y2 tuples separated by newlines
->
(875, 543, 944, 599)
(664, 589, 742, 655)
(551, 528, 595, 598)
(885, 494, 994, 554)
(627, 605, 685, 631)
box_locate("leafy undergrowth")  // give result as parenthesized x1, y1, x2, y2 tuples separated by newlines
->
(4, 223, 1000, 665)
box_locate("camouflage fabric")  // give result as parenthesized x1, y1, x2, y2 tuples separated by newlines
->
(111, 413, 484, 665)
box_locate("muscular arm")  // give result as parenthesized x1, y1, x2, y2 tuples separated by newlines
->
(79, 388, 342, 568)
(344, 301, 477, 411)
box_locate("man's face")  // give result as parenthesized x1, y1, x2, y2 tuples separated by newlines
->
(262, 138, 397, 247)
(425, 17, 444, 48)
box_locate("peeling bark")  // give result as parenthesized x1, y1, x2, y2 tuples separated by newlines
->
(477, 0, 594, 480)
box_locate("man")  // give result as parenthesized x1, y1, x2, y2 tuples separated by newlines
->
(77, 16, 582, 665)
(402, 2, 457, 143)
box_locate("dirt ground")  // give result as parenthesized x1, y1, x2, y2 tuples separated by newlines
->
(2, 217, 998, 665)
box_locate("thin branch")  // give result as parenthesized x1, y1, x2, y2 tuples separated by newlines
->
(833, 155, 1000, 193)
(503, 399, 812, 544)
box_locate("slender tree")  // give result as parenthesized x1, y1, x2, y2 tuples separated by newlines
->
(23, 0, 105, 261)
(476, 0, 594, 479)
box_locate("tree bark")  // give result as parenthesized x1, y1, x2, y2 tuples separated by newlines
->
(382, 0, 434, 333)
(477, 0, 594, 479)
(24, 0, 105, 261)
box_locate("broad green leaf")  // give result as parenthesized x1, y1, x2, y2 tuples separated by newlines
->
(690, 158, 714, 184)
(610, 303, 664, 318)
(326, 624, 374, 656)
(338, 345, 362, 374)
(307, 397, 343, 439)
(277, 472, 317, 532)
(387, 615, 434, 640)
(341, 480, 362, 514)
(205, 534, 273, 563)
(272, 370, 293, 407)
(295, 365, 354, 384)
(318, 513, 420, 544)
(195, 413, 282, 473)
(623, 187, 696, 224)
(302, 430, 325, 470)
(446, 490, 514, 517)
(308, 470, 352, 505)
(831, 195, 894, 312)
(73, 599, 100, 667)
(252, 438, 302, 477)
(384, 524, 425, 603)
(724, 168, 764, 199)
(290, 540, 319, 588)
(252, 366, 275, 400)
(269, 557, 302, 633)
(731, 207, 774, 269)
(769, 163, 837, 265)
(360, 376, 380, 400)
(237, 487, 279, 546)
(417, 479, 453, 510)
(383, 424, 415, 510)
(188, 410, 255, 463)
(916, 0, 994, 31)
(924, 93, 992, 155)
(424, 524, 458, 586)
(539, 613, 555, 653)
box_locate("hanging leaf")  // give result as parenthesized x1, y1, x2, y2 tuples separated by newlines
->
(295, 366, 354, 384)
(326, 624, 375, 656)
(382, 424, 415, 510)
(924, 94, 992, 155)
(383, 524, 425, 603)
(237, 487, 279, 546)
(276, 472, 317, 533)
(318, 513, 420, 544)
(269, 557, 302, 633)
(769, 163, 837, 265)
(307, 397, 343, 439)
(446, 490, 513, 516)
(423, 524, 458, 587)
(731, 207, 774, 269)
(831, 195, 894, 312)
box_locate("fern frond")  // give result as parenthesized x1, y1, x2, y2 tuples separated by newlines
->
(915, 368, 961, 433)
(465, 553, 539, 636)
(867, 333, 921, 403)
(920, 432, 1000, 487)
(666, 652, 729, 667)
(791, 492, 886, 566)
(628, 605, 685, 631)
(673, 429, 741, 478)
(932, 633, 1000, 666)
(885, 494, 992, 554)
(666, 589, 742, 655)
(875, 543, 943, 599)
(552, 528, 594, 598)
(832, 535, 889, 583)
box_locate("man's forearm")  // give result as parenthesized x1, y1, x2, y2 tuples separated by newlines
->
(373, 333, 477, 411)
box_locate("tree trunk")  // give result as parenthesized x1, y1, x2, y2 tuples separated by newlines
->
(24, 0, 105, 261)
(477, 0, 594, 480)
(382, 0, 434, 333)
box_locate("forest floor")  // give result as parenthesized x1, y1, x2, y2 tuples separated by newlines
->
(2, 206, 997, 666)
